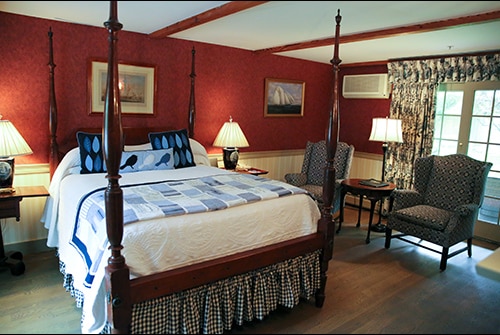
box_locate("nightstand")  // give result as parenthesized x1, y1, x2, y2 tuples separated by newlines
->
(0, 186, 49, 276)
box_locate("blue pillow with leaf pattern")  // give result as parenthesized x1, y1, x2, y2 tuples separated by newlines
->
(148, 129, 196, 169)
(77, 131, 106, 174)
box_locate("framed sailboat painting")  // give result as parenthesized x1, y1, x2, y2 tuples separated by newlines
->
(264, 78, 305, 117)
(88, 58, 157, 116)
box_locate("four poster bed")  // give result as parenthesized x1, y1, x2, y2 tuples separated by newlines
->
(43, 2, 342, 334)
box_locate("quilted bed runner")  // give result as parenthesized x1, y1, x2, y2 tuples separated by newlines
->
(70, 173, 309, 287)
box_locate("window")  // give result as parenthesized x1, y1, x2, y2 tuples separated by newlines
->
(432, 81, 500, 243)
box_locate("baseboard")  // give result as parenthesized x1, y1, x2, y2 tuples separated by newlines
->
(4, 239, 56, 256)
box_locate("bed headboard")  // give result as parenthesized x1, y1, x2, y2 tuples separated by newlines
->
(47, 34, 197, 179)
(64, 127, 168, 148)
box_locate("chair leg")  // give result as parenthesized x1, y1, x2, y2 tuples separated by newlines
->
(440, 247, 449, 271)
(467, 238, 472, 257)
(384, 227, 392, 249)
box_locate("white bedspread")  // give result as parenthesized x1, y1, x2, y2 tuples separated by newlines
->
(41, 147, 321, 334)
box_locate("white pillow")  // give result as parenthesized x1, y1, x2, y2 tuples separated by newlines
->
(189, 138, 211, 166)
(124, 143, 152, 151)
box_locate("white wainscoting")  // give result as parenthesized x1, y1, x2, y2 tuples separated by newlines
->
(211, 150, 383, 208)
(1, 164, 51, 253)
(3, 151, 382, 252)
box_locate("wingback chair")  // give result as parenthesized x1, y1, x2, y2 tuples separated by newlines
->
(284, 140, 354, 216)
(385, 154, 492, 271)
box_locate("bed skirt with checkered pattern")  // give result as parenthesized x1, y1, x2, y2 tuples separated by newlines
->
(60, 250, 321, 334)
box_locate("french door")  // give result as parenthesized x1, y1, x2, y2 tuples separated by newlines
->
(433, 80, 500, 243)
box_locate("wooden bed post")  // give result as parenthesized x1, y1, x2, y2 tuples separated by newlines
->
(102, 1, 131, 333)
(316, 9, 342, 307)
(48, 27, 58, 179)
(188, 47, 196, 138)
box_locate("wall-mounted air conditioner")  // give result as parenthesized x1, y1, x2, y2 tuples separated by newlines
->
(342, 73, 389, 99)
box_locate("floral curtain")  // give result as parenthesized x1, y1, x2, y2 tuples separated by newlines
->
(386, 53, 500, 189)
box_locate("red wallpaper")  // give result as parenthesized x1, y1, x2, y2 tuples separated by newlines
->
(0, 11, 390, 164)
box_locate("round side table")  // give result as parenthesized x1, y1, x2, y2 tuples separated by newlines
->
(337, 178, 396, 244)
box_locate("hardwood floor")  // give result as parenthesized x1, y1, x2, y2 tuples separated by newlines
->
(1, 206, 499, 334)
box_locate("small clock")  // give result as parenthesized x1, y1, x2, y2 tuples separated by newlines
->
(0, 160, 14, 189)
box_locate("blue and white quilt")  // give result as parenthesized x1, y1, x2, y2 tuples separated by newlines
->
(70, 173, 310, 287)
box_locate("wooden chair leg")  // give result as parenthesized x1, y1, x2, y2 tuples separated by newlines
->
(440, 247, 449, 271)
(467, 238, 473, 257)
(384, 228, 392, 249)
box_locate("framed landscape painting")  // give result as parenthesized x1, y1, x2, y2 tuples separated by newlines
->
(88, 59, 157, 116)
(264, 78, 305, 117)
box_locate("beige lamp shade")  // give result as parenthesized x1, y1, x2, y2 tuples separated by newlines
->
(213, 116, 249, 149)
(0, 119, 33, 158)
(369, 117, 403, 143)
(0, 118, 33, 192)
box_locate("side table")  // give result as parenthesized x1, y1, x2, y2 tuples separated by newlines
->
(337, 178, 396, 244)
(0, 185, 49, 276)
(226, 167, 269, 176)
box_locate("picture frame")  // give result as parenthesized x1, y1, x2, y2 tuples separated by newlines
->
(264, 78, 305, 117)
(88, 59, 157, 116)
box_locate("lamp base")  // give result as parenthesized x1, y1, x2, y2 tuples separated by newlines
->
(222, 147, 239, 170)
(0, 158, 14, 191)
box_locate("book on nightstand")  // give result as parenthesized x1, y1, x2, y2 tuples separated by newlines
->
(359, 178, 389, 188)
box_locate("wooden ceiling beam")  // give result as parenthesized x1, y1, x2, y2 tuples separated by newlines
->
(255, 10, 500, 54)
(149, 1, 269, 39)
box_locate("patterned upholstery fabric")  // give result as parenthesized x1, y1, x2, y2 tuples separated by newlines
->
(386, 154, 492, 271)
(305, 141, 327, 185)
(284, 140, 354, 215)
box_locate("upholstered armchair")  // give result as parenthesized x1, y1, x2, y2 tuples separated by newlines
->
(284, 140, 354, 215)
(385, 154, 492, 271)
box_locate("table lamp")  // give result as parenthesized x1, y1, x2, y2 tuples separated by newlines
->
(368, 116, 403, 232)
(369, 116, 403, 181)
(213, 116, 249, 170)
(0, 117, 33, 193)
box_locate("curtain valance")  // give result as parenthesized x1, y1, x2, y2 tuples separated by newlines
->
(388, 53, 500, 84)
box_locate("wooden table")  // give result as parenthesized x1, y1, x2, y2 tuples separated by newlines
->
(0, 186, 49, 275)
(227, 167, 269, 176)
(337, 178, 396, 244)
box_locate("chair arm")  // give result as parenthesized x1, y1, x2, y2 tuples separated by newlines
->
(454, 203, 478, 217)
(391, 189, 424, 211)
(284, 172, 307, 186)
(445, 203, 479, 233)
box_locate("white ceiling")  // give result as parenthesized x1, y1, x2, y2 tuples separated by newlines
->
(1, 1, 499, 65)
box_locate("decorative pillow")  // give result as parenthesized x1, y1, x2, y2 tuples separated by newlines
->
(119, 148, 174, 173)
(148, 129, 196, 169)
(76, 131, 106, 174)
